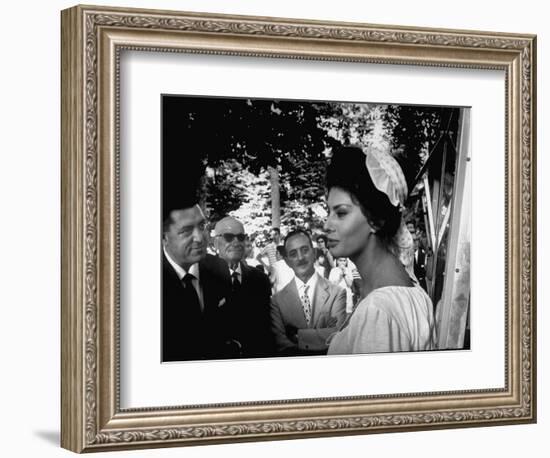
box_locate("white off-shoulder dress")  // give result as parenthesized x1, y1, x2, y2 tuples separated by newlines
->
(327, 285, 437, 354)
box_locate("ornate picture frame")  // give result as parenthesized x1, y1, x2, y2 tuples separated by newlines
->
(61, 4, 536, 453)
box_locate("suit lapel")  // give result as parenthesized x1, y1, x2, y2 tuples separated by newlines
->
(239, 261, 250, 287)
(281, 280, 308, 328)
(199, 258, 228, 314)
(311, 276, 330, 327)
(163, 253, 203, 319)
(162, 253, 181, 288)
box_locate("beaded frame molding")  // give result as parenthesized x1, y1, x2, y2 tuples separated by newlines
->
(61, 4, 536, 453)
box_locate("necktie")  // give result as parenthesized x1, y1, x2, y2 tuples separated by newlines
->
(182, 273, 201, 313)
(231, 271, 241, 292)
(300, 284, 312, 326)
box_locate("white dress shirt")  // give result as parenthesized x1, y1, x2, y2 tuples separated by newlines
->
(163, 246, 205, 311)
(294, 272, 319, 307)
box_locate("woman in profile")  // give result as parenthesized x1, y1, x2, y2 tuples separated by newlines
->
(324, 145, 436, 354)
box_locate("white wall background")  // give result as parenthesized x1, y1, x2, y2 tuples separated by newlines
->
(0, 1, 546, 457)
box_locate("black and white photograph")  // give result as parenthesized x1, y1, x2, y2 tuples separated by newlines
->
(161, 95, 471, 362)
(55, 2, 537, 454)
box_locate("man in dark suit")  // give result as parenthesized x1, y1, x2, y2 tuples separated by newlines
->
(203, 216, 273, 358)
(162, 200, 245, 362)
(270, 229, 347, 356)
(162, 95, 250, 361)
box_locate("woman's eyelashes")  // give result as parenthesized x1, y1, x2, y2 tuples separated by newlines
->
(328, 205, 349, 219)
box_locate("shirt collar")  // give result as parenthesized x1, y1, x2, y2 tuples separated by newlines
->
(294, 271, 318, 292)
(163, 246, 200, 282)
(228, 262, 242, 277)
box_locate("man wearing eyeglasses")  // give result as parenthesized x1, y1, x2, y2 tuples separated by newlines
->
(162, 196, 237, 362)
(162, 198, 245, 362)
(161, 99, 246, 362)
(201, 216, 274, 358)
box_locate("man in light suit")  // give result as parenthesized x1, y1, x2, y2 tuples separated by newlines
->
(270, 229, 347, 356)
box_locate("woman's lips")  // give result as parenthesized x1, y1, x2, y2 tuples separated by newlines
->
(327, 239, 338, 248)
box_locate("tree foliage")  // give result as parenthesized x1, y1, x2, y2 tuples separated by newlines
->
(164, 95, 458, 238)
(168, 96, 336, 231)
(384, 105, 459, 189)
(227, 168, 272, 237)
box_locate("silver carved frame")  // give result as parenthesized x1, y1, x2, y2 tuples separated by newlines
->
(61, 4, 537, 453)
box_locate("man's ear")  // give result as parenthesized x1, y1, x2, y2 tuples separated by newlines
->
(213, 235, 222, 254)
(212, 236, 218, 252)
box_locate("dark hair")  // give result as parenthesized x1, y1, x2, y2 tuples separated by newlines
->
(276, 245, 286, 257)
(162, 214, 174, 234)
(316, 234, 328, 245)
(326, 145, 402, 241)
(271, 227, 281, 234)
(162, 207, 207, 235)
(283, 228, 313, 252)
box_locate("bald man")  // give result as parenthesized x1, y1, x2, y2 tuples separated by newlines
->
(200, 216, 274, 358)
